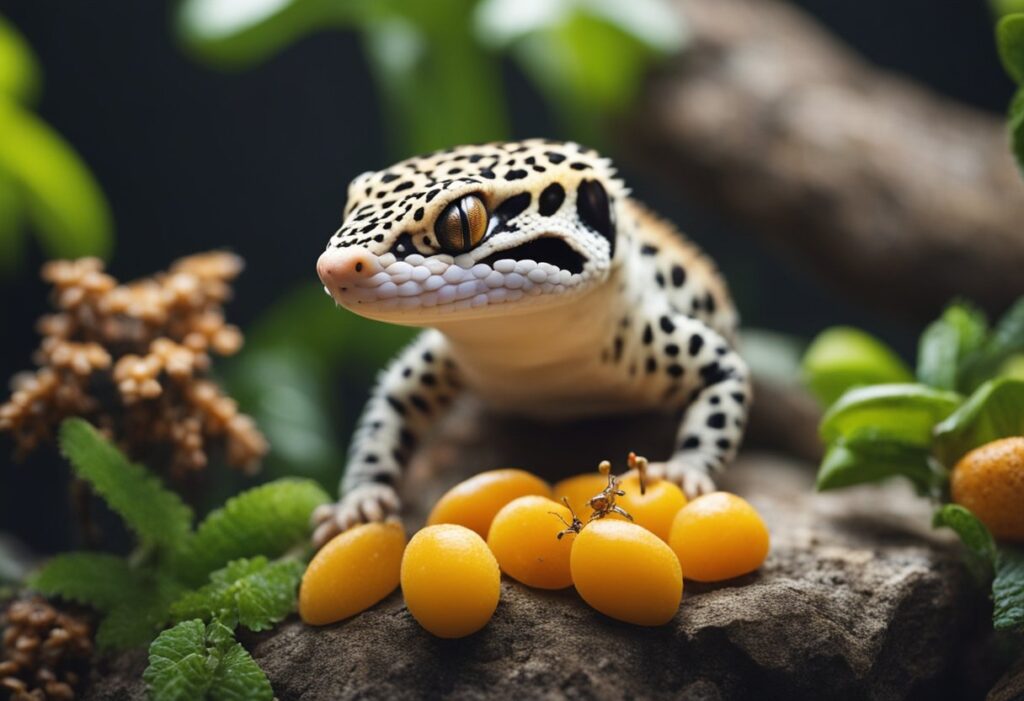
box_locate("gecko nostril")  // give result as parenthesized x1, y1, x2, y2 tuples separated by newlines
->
(355, 262, 364, 273)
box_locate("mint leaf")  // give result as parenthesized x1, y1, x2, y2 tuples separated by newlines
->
(802, 327, 913, 405)
(58, 419, 193, 554)
(175, 478, 327, 585)
(29, 552, 144, 611)
(916, 303, 987, 391)
(933, 504, 997, 564)
(933, 378, 1024, 467)
(997, 14, 1024, 84)
(144, 619, 272, 701)
(819, 383, 961, 447)
(96, 575, 185, 650)
(171, 557, 304, 632)
(993, 545, 1024, 632)
(817, 439, 936, 493)
(206, 620, 274, 701)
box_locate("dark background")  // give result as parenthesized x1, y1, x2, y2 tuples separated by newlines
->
(0, 0, 1015, 553)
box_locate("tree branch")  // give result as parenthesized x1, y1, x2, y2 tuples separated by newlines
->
(621, 0, 1024, 320)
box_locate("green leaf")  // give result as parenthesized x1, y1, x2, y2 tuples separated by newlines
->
(0, 98, 113, 259)
(994, 545, 1024, 632)
(960, 297, 1024, 389)
(802, 327, 914, 406)
(997, 13, 1024, 84)
(916, 303, 988, 391)
(933, 378, 1024, 467)
(171, 557, 303, 632)
(933, 504, 997, 565)
(176, 0, 369, 69)
(816, 439, 936, 493)
(1011, 87, 1024, 178)
(175, 478, 327, 585)
(144, 619, 272, 701)
(29, 552, 145, 611)
(819, 383, 962, 447)
(0, 15, 40, 103)
(96, 575, 186, 650)
(58, 419, 194, 554)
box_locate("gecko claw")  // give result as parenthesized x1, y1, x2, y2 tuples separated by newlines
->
(647, 460, 717, 500)
(310, 483, 401, 548)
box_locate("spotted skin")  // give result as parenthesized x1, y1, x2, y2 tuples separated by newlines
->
(312, 140, 751, 546)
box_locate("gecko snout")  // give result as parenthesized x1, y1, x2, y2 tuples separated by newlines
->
(317, 248, 382, 294)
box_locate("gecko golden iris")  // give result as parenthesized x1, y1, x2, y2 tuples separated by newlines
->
(313, 139, 751, 546)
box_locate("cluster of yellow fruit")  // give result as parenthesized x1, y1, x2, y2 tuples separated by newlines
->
(300, 459, 769, 638)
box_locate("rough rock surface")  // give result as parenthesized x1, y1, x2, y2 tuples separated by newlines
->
(85, 409, 985, 700)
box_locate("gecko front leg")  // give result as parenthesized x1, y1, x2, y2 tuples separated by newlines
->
(646, 315, 752, 499)
(311, 330, 462, 547)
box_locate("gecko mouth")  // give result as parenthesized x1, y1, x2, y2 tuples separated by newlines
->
(479, 237, 586, 275)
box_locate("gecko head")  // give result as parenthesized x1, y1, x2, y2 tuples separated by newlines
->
(316, 139, 627, 326)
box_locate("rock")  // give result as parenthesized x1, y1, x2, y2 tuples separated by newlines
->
(84, 409, 984, 700)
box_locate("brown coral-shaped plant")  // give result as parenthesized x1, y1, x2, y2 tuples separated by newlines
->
(0, 597, 93, 701)
(0, 252, 267, 478)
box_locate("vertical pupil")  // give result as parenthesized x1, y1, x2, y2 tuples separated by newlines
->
(456, 202, 470, 250)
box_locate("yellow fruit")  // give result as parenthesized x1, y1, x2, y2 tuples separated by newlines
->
(400, 524, 501, 638)
(299, 521, 405, 625)
(427, 469, 551, 538)
(669, 492, 769, 582)
(487, 495, 575, 589)
(615, 473, 687, 542)
(951, 437, 1024, 542)
(552, 473, 607, 514)
(570, 519, 682, 626)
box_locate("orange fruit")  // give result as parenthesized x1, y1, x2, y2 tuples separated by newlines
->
(487, 495, 575, 589)
(951, 437, 1024, 542)
(669, 492, 769, 582)
(427, 469, 551, 538)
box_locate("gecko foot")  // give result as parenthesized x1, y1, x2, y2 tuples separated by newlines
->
(311, 483, 401, 548)
(646, 460, 717, 500)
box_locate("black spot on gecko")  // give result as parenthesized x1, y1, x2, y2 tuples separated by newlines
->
(640, 244, 659, 256)
(421, 373, 437, 386)
(538, 183, 565, 216)
(494, 192, 531, 222)
(671, 265, 686, 287)
(422, 351, 434, 363)
(645, 357, 657, 373)
(688, 334, 704, 356)
(700, 362, 731, 386)
(545, 151, 566, 164)
(505, 169, 528, 181)
(385, 396, 406, 416)
(613, 337, 623, 362)
(681, 435, 700, 449)
(707, 413, 727, 429)
(363, 454, 379, 464)
(664, 344, 679, 357)
(576, 179, 615, 256)
(731, 392, 747, 404)
(409, 394, 430, 413)
(666, 364, 684, 378)
(414, 207, 425, 221)
(642, 324, 653, 345)
(716, 438, 732, 450)
(659, 316, 675, 334)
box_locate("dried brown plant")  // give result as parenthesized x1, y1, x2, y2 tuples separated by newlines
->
(0, 253, 267, 477)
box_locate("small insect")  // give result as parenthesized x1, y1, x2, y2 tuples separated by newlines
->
(586, 460, 634, 522)
(551, 497, 585, 540)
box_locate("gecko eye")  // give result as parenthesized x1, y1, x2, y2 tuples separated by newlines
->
(435, 195, 488, 254)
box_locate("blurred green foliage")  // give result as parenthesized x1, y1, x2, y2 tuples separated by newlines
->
(0, 14, 113, 274)
(176, 0, 684, 155)
(997, 13, 1024, 175)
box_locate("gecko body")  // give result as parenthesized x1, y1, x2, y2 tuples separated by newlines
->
(312, 139, 751, 545)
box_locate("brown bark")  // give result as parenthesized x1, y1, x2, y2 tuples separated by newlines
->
(621, 0, 1024, 320)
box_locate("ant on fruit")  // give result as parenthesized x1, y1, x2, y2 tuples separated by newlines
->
(550, 453, 652, 538)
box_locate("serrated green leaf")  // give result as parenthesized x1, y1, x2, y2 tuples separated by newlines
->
(933, 378, 1024, 467)
(207, 621, 273, 701)
(144, 619, 272, 701)
(819, 383, 962, 447)
(58, 419, 193, 554)
(175, 478, 327, 585)
(0, 15, 40, 103)
(171, 556, 303, 632)
(29, 552, 145, 611)
(816, 439, 936, 493)
(997, 13, 1024, 84)
(916, 303, 988, 391)
(994, 545, 1024, 632)
(144, 620, 215, 701)
(96, 574, 186, 650)
(0, 98, 112, 259)
(933, 504, 997, 565)
(802, 327, 913, 406)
